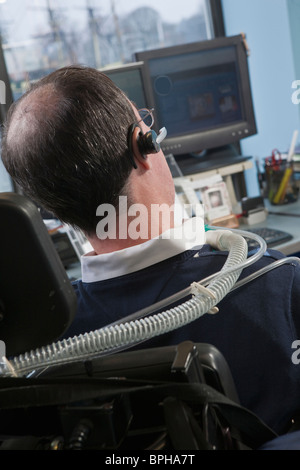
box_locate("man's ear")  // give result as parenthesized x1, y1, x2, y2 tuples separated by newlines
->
(127, 123, 151, 169)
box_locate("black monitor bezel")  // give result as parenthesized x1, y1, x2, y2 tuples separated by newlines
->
(100, 61, 148, 109)
(0, 38, 13, 126)
(135, 34, 257, 156)
(0, 38, 16, 192)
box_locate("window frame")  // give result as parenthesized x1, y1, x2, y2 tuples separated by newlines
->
(208, 0, 226, 37)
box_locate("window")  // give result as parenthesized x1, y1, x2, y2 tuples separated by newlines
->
(0, 0, 224, 192)
(0, 0, 220, 100)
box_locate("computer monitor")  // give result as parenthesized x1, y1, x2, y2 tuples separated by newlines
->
(0, 39, 15, 192)
(0, 39, 13, 127)
(101, 61, 148, 109)
(135, 34, 257, 162)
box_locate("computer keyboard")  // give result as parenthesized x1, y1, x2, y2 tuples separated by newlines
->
(243, 227, 293, 251)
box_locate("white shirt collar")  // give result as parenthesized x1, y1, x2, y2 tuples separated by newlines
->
(81, 217, 205, 283)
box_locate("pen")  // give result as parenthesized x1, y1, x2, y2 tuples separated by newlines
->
(268, 211, 300, 217)
(272, 166, 293, 204)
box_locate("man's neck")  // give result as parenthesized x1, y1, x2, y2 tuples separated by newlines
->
(88, 217, 175, 255)
(87, 235, 151, 255)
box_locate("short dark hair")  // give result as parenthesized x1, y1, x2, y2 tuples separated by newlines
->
(1, 65, 136, 234)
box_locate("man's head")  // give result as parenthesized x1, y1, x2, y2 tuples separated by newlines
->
(2, 65, 167, 236)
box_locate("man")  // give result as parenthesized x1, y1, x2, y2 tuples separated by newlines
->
(2, 65, 300, 436)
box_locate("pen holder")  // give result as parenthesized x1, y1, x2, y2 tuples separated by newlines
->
(264, 159, 299, 205)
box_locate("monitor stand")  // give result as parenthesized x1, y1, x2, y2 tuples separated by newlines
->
(173, 144, 250, 176)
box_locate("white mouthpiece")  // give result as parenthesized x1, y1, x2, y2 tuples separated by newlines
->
(156, 127, 167, 144)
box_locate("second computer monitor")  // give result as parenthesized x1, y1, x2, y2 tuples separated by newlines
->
(101, 61, 148, 110)
(135, 34, 257, 158)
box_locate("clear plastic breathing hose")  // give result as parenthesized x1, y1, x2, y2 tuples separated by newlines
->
(108, 226, 268, 325)
(1, 227, 277, 378)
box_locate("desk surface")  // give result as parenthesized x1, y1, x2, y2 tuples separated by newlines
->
(66, 198, 300, 283)
(240, 199, 300, 256)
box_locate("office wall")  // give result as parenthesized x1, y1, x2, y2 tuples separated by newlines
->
(287, 0, 300, 103)
(221, 0, 300, 195)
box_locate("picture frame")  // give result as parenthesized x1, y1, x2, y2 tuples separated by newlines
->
(201, 181, 232, 222)
(173, 173, 232, 223)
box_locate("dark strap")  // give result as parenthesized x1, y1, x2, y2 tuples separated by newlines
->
(0, 377, 277, 449)
(141, 381, 278, 449)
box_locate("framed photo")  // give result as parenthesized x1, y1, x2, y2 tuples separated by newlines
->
(173, 174, 232, 223)
(201, 181, 232, 222)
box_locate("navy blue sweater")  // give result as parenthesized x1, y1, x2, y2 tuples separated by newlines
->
(63, 246, 300, 435)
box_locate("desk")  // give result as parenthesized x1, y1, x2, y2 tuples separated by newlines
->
(240, 199, 300, 256)
(171, 154, 299, 256)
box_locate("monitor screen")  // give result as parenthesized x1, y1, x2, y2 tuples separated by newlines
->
(135, 35, 257, 159)
(101, 61, 148, 110)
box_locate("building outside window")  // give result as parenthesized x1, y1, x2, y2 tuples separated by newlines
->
(0, 0, 216, 99)
(0, 0, 223, 191)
